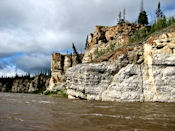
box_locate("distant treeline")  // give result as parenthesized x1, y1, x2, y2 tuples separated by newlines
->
(0, 70, 50, 93)
(0, 69, 51, 80)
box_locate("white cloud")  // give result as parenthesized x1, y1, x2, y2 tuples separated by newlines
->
(0, 0, 174, 57)
(0, 0, 174, 75)
(0, 65, 26, 77)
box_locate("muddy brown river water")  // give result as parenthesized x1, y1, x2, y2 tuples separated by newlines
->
(0, 93, 175, 131)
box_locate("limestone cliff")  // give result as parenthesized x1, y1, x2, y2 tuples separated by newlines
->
(48, 23, 143, 92)
(66, 29, 175, 102)
(47, 53, 83, 92)
(143, 31, 175, 102)
(66, 46, 144, 101)
(12, 75, 50, 93)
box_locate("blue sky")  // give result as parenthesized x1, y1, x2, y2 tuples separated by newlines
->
(0, 0, 175, 76)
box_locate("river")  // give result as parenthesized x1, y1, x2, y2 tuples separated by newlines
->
(0, 93, 175, 130)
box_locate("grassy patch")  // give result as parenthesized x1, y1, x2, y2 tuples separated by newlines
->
(33, 88, 46, 94)
(129, 27, 150, 44)
(94, 43, 118, 58)
(129, 17, 175, 44)
(44, 89, 68, 97)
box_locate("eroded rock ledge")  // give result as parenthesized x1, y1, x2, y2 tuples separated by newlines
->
(66, 32, 175, 102)
(47, 53, 83, 92)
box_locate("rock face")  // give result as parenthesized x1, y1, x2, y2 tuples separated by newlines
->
(143, 32, 175, 102)
(66, 62, 120, 100)
(12, 79, 31, 93)
(47, 53, 83, 92)
(66, 50, 138, 100)
(83, 23, 143, 63)
(28, 75, 50, 93)
(66, 31, 175, 102)
(48, 24, 143, 92)
(102, 64, 143, 102)
(0, 75, 50, 93)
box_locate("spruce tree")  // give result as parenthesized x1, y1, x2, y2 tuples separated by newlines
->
(37, 74, 41, 89)
(138, 11, 148, 25)
(140, 0, 144, 12)
(85, 35, 89, 50)
(72, 43, 81, 63)
(123, 8, 126, 22)
(156, 2, 163, 19)
(118, 11, 122, 23)
(118, 10, 125, 24)
(138, 0, 148, 25)
(72, 43, 78, 55)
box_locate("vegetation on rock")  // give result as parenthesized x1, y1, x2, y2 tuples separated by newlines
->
(130, 17, 175, 44)
(44, 89, 68, 97)
(94, 43, 117, 58)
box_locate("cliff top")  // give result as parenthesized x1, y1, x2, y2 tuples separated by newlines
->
(90, 23, 175, 63)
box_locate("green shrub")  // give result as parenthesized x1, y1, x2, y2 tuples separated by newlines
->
(167, 17, 175, 26)
(129, 27, 149, 43)
(130, 16, 175, 44)
(44, 89, 67, 97)
(150, 16, 167, 33)
(94, 43, 117, 58)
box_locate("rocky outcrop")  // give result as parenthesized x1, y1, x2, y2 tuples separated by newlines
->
(47, 53, 83, 92)
(0, 75, 50, 93)
(66, 53, 143, 101)
(66, 31, 175, 102)
(28, 75, 50, 93)
(66, 47, 140, 100)
(102, 64, 144, 102)
(12, 79, 31, 93)
(48, 23, 143, 92)
(143, 32, 175, 102)
(66, 62, 120, 100)
(83, 23, 143, 63)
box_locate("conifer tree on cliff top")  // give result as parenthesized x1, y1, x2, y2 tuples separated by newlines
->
(72, 43, 81, 63)
(117, 9, 126, 24)
(156, 2, 163, 19)
(123, 8, 126, 22)
(118, 11, 122, 24)
(138, 0, 148, 25)
(85, 35, 89, 50)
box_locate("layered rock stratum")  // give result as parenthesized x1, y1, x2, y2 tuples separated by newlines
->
(44, 22, 175, 102)
(65, 25, 175, 102)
